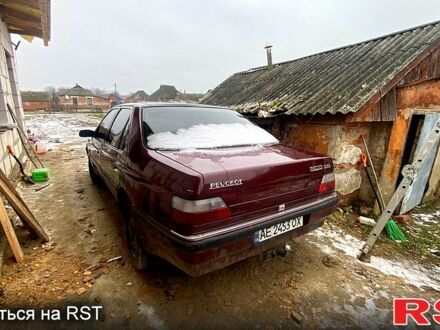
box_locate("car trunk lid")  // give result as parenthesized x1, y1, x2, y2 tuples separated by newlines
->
(157, 144, 334, 217)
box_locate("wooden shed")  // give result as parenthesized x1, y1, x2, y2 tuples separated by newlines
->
(202, 21, 440, 213)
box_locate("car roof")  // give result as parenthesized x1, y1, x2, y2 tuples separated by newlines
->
(119, 101, 229, 110)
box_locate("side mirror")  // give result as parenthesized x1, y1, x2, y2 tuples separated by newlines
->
(79, 129, 96, 138)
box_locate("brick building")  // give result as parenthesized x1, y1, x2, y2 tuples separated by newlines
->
(21, 91, 51, 111)
(127, 90, 149, 102)
(202, 21, 440, 213)
(59, 84, 109, 111)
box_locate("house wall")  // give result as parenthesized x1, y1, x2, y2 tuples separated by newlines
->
(0, 18, 25, 177)
(59, 95, 109, 111)
(23, 101, 51, 111)
(277, 118, 373, 204)
(358, 122, 393, 205)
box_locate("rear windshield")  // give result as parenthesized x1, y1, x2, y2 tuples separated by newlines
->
(142, 106, 278, 150)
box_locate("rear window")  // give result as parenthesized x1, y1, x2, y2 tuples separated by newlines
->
(142, 106, 278, 150)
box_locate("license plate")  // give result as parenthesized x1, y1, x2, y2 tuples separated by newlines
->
(254, 216, 303, 244)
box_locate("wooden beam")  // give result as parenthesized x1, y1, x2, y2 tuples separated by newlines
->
(2, 14, 42, 29)
(0, 170, 49, 242)
(7, 26, 42, 38)
(0, 4, 40, 22)
(0, 0, 40, 11)
(39, 0, 49, 45)
(0, 198, 23, 263)
(0, 235, 6, 275)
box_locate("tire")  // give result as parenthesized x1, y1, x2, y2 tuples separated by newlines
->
(88, 159, 102, 185)
(122, 204, 151, 271)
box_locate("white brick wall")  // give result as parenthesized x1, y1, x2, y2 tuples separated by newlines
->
(0, 17, 26, 177)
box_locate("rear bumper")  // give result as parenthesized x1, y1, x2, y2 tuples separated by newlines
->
(134, 193, 338, 276)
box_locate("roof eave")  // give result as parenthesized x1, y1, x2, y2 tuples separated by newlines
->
(1, 0, 51, 46)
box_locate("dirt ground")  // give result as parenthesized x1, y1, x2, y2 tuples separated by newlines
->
(0, 113, 439, 329)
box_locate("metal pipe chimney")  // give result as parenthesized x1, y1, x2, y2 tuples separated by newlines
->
(264, 44, 273, 70)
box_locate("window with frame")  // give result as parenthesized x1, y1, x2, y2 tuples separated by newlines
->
(72, 97, 78, 106)
(86, 97, 93, 106)
(96, 108, 120, 140)
(108, 107, 132, 148)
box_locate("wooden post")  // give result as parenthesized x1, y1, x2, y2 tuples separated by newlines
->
(0, 198, 23, 263)
(0, 169, 49, 242)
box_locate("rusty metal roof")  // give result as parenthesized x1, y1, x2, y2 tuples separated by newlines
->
(201, 21, 440, 118)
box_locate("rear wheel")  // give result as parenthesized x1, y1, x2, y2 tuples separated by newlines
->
(122, 203, 151, 271)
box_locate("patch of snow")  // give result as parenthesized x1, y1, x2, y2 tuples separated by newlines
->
(24, 113, 100, 150)
(343, 298, 390, 329)
(412, 211, 440, 223)
(147, 123, 278, 150)
(137, 302, 165, 329)
(178, 145, 265, 156)
(309, 227, 440, 291)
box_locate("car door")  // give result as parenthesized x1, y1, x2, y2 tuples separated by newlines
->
(100, 107, 133, 195)
(89, 108, 120, 176)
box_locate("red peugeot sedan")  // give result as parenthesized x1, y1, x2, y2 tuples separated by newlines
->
(79, 103, 338, 276)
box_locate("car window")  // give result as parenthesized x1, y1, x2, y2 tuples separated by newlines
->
(142, 106, 278, 150)
(97, 108, 120, 140)
(108, 107, 132, 148)
(118, 120, 131, 150)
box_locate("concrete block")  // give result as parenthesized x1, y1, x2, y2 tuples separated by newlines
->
(335, 168, 362, 195)
(334, 143, 362, 165)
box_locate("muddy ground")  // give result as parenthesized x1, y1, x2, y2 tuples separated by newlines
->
(0, 113, 439, 329)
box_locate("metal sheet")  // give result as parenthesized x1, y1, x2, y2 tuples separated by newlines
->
(202, 21, 440, 118)
(400, 113, 440, 214)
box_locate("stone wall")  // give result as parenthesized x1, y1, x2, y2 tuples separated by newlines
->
(282, 120, 371, 203)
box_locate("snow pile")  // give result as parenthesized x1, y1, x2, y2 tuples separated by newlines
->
(147, 123, 278, 150)
(412, 210, 440, 223)
(310, 227, 440, 291)
(24, 113, 100, 149)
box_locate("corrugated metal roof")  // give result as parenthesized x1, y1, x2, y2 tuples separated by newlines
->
(201, 21, 440, 117)
(59, 84, 94, 97)
(150, 85, 179, 100)
(21, 91, 51, 102)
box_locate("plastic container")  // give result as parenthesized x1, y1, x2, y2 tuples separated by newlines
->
(32, 168, 50, 182)
(35, 142, 47, 154)
(358, 216, 376, 226)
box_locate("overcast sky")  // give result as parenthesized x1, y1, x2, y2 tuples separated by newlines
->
(12, 0, 440, 95)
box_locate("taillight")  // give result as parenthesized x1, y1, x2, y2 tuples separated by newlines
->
(171, 196, 231, 224)
(318, 173, 335, 193)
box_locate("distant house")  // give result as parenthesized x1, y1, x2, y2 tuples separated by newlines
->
(149, 85, 179, 102)
(127, 90, 149, 102)
(102, 93, 125, 107)
(202, 21, 440, 212)
(59, 84, 109, 111)
(177, 92, 205, 103)
(21, 91, 51, 111)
